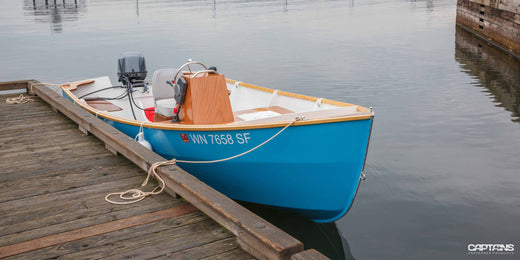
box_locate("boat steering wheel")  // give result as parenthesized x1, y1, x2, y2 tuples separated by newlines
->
(172, 61, 209, 85)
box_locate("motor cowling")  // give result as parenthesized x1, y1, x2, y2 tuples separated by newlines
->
(118, 51, 147, 85)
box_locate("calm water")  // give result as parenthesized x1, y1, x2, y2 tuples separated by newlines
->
(2, 0, 519, 259)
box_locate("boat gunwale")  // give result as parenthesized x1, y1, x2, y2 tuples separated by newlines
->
(61, 78, 374, 131)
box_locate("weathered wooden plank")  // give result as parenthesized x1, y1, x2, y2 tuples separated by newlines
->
(0, 175, 148, 218)
(0, 163, 144, 203)
(1, 196, 186, 240)
(6, 211, 208, 260)
(59, 219, 228, 259)
(30, 83, 304, 259)
(291, 249, 330, 260)
(0, 139, 105, 159)
(0, 80, 31, 91)
(101, 223, 234, 259)
(0, 191, 180, 238)
(200, 248, 256, 260)
(147, 237, 243, 260)
(0, 122, 93, 142)
(0, 204, 198, 258)
(0, 151, 121, 180)
(0, 121, 79, 140)
(0, 109, 55, 121)
(0, 153, 134, 181)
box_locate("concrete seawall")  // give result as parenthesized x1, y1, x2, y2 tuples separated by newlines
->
(456, 0, 520, 59)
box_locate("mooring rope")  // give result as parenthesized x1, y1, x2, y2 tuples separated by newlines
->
(105, 116, 304, 204)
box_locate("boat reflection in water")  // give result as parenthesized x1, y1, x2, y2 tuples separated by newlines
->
(455, 26, 520, 123)
(240, 202, 354, 260)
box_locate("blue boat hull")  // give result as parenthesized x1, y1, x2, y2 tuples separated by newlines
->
(100, 116, 372, 222)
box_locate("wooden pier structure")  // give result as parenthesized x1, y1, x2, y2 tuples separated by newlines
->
(456, 0, 520, 59)
(0, 81, 328, 259)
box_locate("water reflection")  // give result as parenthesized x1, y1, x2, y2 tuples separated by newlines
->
(240, 202, 354, 260)
(455, 26, 520, 123)
(23, 0, 86, 33)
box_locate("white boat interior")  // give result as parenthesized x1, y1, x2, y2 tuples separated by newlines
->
(65, 68, 372, 126)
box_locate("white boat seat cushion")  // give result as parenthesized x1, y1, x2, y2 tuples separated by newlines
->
(155, 98, 176, 117)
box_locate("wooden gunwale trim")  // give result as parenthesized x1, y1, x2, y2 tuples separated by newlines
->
(61, 80, 373, 132)
(28, 82, 304, 260)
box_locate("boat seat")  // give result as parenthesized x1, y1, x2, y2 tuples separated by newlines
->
(152, 68, 177, 117)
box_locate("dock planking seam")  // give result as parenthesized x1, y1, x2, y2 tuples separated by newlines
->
(199, 248, 256, 260)
(0, 175, 150, 212)
(0, 193, 181, 239)
(56, 219, 227, 259)
(0, 155, 137, 184)
(112, 235, 240, 260)
(0, 204, 199, 258)
(0, 130, 106, 150)
(0, 176, 170, 227)
(0, 197, 186, 245)
(0, 163, 144, 199)
(6, 211, 210, 260)
(0, 139, 110, 159)
(87, 220, 233, 260)
(0, 147, 124, 174)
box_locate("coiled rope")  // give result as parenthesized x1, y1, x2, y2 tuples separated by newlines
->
(105, 116, 304, 204)
(5, 94, 33, 104)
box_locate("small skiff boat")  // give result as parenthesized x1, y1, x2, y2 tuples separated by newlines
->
(61, 53, 374, 222)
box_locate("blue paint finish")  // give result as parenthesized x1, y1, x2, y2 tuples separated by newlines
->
(107, 117, 372, 222)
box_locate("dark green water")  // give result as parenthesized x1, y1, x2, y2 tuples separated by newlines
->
(2, 0, 519, 259)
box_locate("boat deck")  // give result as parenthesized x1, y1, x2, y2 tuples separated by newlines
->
(0, 80, 329, 260)
(0, 93, 252, 259)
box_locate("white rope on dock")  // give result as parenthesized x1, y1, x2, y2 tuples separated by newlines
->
(5, 94, 33, 104)
(105, 117, 304, 205)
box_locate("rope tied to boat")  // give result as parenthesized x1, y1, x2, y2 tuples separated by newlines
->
(105, 116, 305, 205)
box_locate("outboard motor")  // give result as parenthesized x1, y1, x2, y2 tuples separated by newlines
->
(118, 51, 147, 86)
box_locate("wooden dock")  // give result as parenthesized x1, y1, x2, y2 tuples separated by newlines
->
(0, 81, 328, 260)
